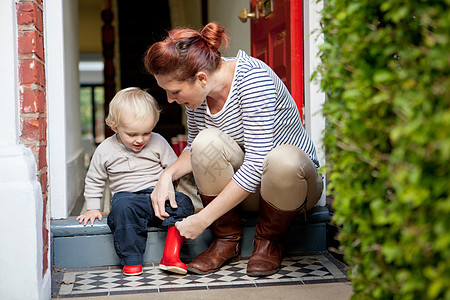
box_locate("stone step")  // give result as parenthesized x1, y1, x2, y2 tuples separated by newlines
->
(51, 207, 330, 269)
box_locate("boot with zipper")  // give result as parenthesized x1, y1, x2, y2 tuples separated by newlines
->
(187, 194, 243, 275)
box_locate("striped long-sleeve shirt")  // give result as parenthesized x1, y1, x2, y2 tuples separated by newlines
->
(185, 50, 319, 193)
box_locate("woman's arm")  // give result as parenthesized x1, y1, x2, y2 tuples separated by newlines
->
(151, 150, 193, 219)
(175, 179, 250, 239)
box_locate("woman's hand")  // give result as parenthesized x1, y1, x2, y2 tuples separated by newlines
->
(151, 173, 177, 220)
(176, 181, 251, 239)
(76, 209, 102, 226)
(175, 214, 209, 239)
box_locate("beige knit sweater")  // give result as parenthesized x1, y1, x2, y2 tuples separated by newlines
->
(84, 133, 177, 210)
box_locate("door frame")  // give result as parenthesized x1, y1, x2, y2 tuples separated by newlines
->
(303, 0, 326, 206)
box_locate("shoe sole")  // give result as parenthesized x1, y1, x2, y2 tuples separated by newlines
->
(187, 266, 219, 275)
(246, 267, 280, 277)
(187, 255, 241, 275)
(122, 271, 143, 276)
(159, 264, 187, 275)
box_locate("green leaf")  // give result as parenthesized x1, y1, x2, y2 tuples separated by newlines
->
(373, 70, 394, 83)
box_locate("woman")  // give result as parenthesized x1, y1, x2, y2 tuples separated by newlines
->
(144, 22, 323, 277)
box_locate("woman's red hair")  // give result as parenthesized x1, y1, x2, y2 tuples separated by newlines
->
(144, 22, 229, 81)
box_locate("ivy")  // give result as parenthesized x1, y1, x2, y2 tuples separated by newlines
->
(318, 0, 449, 299)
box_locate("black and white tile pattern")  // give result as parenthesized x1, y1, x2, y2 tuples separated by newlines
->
(52, 254, 347, 298)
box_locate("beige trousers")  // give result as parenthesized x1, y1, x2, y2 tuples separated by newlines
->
(191, 128, 323, 212)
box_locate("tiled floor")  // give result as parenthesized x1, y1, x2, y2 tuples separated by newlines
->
(52, 254, 348, 298)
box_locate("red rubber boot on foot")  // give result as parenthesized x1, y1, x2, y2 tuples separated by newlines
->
(159, 226, 187, 275)
(123, 265, 143, 276)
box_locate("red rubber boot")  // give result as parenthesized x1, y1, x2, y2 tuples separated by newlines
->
(159, 226, 187, 275)
(123, 265, 143, 276)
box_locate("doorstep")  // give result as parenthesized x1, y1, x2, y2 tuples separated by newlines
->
(51, 253, 349, 298)
(51, 207, 330, 269)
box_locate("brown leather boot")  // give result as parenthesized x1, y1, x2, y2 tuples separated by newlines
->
(187, 194, 243, 275)
(247, 197, 299, 277)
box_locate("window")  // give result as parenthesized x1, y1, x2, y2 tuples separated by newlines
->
(80, 85, 105, 144)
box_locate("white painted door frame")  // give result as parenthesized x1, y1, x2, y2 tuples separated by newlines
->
(45, 0, 69, 219)
(304, 0, 326, 206)
(45, 0, 84, 219)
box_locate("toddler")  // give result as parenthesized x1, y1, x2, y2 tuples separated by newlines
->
(76, 87, 194, 275)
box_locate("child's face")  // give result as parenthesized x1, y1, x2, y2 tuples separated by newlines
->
(112, 114, 155, 153)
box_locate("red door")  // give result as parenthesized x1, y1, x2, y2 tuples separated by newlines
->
(248, 0, 303, 119)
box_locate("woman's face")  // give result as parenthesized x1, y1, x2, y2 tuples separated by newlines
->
(155, 73, 207, 110)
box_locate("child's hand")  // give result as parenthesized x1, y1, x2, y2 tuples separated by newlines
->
(76, 209, 102, 226)
(151, 173, 177, 220)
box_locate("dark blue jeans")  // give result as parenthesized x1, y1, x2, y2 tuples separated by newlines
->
(107, 188, 194, 266)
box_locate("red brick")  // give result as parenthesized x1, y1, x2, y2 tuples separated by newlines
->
(22, 117, 39, 140)
(39, 171, 48, 195)
(40, 117, 47, 141)
(18, 30, 44, 60)
(21, 116, 46, 141)
(42, 198, 48, 247)
(42, 233, 48, 255)
(38, 144, 47, 170)
(19, 59, 45, 86)
(16, 1, 43, 32)
(20, 87, 46, 113)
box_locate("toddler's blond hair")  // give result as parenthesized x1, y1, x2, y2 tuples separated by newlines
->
(105, 87, 160, 129)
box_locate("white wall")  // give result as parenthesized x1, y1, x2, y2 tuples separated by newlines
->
(64, 0, 83, 159)
(304, 0, 326, 206)
(0, 1, 50, 299)
(0, 146, 50, 300)
(46, 0, 86, 219)
(0, 0, 19, 145)
(64, 0, 86, 218)
(207, 0, 251, 57)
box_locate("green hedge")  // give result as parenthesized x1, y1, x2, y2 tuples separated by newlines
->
(318, 0, 449, 299)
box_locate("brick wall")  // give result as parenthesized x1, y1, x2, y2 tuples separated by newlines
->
(16, 0, 49, 276)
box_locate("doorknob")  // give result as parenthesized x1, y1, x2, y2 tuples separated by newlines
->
(237, 0, 273, 23)
(238, 8, 256, 23)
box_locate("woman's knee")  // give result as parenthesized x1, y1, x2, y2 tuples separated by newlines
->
(191, 128, 243, 161)
(261, 145, 322, 210)
(191, 128, 244, 195)
(263, 144, 309, 178)
(191, 128, 224, 152)
(191, 128, 227, 172)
